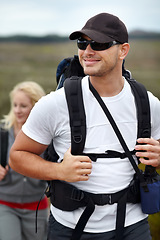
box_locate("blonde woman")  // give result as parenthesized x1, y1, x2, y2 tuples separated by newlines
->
(0, 81, 48, 240)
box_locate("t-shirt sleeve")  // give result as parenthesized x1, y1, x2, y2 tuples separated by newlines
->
(22, 93, 57, 145)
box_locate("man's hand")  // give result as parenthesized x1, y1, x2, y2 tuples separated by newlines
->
(135, 138, 160, 168)
(58, 148, 92, 182)
(9, 130, 91, 182)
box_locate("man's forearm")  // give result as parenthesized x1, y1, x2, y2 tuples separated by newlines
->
(9, 149, 60, 180)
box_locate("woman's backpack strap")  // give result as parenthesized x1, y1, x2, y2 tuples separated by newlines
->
(0, 127, 8, 167)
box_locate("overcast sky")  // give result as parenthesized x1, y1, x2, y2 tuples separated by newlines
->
(1, 0, 160, 36)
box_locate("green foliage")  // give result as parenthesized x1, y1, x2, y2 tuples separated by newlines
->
(149, 213, 160, 240)
(0, 42, 77, 117)
(125, 40, 160, 97)
(0, 34, 69, 43)
(1, 39, 160, 118)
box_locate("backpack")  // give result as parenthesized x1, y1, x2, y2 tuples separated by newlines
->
(56, 55, 85, 90)
(0, 127, 8, 168)
(44, 56, 152, 240)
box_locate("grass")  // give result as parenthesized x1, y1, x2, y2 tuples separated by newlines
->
(0, 39, 160, 117)
(125, 40, 160, 97)
(0, 41, 78, 117)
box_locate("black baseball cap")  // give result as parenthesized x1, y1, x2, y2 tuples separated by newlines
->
(69, 13, 128, 44)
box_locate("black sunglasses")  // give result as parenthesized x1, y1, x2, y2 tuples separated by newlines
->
(77, 38, 119, 51)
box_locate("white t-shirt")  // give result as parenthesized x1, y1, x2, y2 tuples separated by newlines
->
(22, 76, 160, 233)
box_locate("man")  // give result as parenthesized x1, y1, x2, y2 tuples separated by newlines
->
(10, 13, 160, 240)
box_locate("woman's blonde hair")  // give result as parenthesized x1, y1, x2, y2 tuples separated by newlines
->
(1, 81, 45, 129)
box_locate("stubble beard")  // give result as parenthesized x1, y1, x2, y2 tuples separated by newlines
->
(84, 64, 116, 77)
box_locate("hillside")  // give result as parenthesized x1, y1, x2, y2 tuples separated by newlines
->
(0, 30, 160, 43)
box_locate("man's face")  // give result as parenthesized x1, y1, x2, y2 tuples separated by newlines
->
(78, 35, 120, 78)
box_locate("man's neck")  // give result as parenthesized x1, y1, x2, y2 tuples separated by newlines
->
(89, 75, 125, 97)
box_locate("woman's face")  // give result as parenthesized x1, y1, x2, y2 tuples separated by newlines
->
(13, 90, 33, 125)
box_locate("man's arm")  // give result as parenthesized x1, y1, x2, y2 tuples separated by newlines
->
(9, 130, 92, 182)
(135, 138, 160, 168)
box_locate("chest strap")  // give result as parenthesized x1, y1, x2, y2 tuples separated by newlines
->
(82, 149, 136, 162)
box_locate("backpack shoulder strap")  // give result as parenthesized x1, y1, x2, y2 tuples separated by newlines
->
(126, 78, 151, 139)
(0, 127, 8, 167)
(64, 76, 86, 155)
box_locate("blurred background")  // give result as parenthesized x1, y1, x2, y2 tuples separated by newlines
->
(0, 1, 160, 239)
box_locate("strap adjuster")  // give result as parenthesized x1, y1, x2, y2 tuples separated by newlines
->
(71, 188, 84, 201)
(97, 194, 112, 205)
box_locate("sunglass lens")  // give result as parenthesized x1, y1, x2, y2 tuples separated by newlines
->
(77, 39, 88, 50)
(91, 42, 113, 51)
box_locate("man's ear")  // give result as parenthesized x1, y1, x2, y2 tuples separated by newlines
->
(119, 43, 130, 60)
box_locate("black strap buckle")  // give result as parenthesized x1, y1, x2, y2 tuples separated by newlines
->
(100, 194, 112, 205)
(91, 193, 113, 205)
(71, 188, 85, 201)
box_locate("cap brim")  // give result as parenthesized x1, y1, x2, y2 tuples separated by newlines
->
(69, 29, 115, 43)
